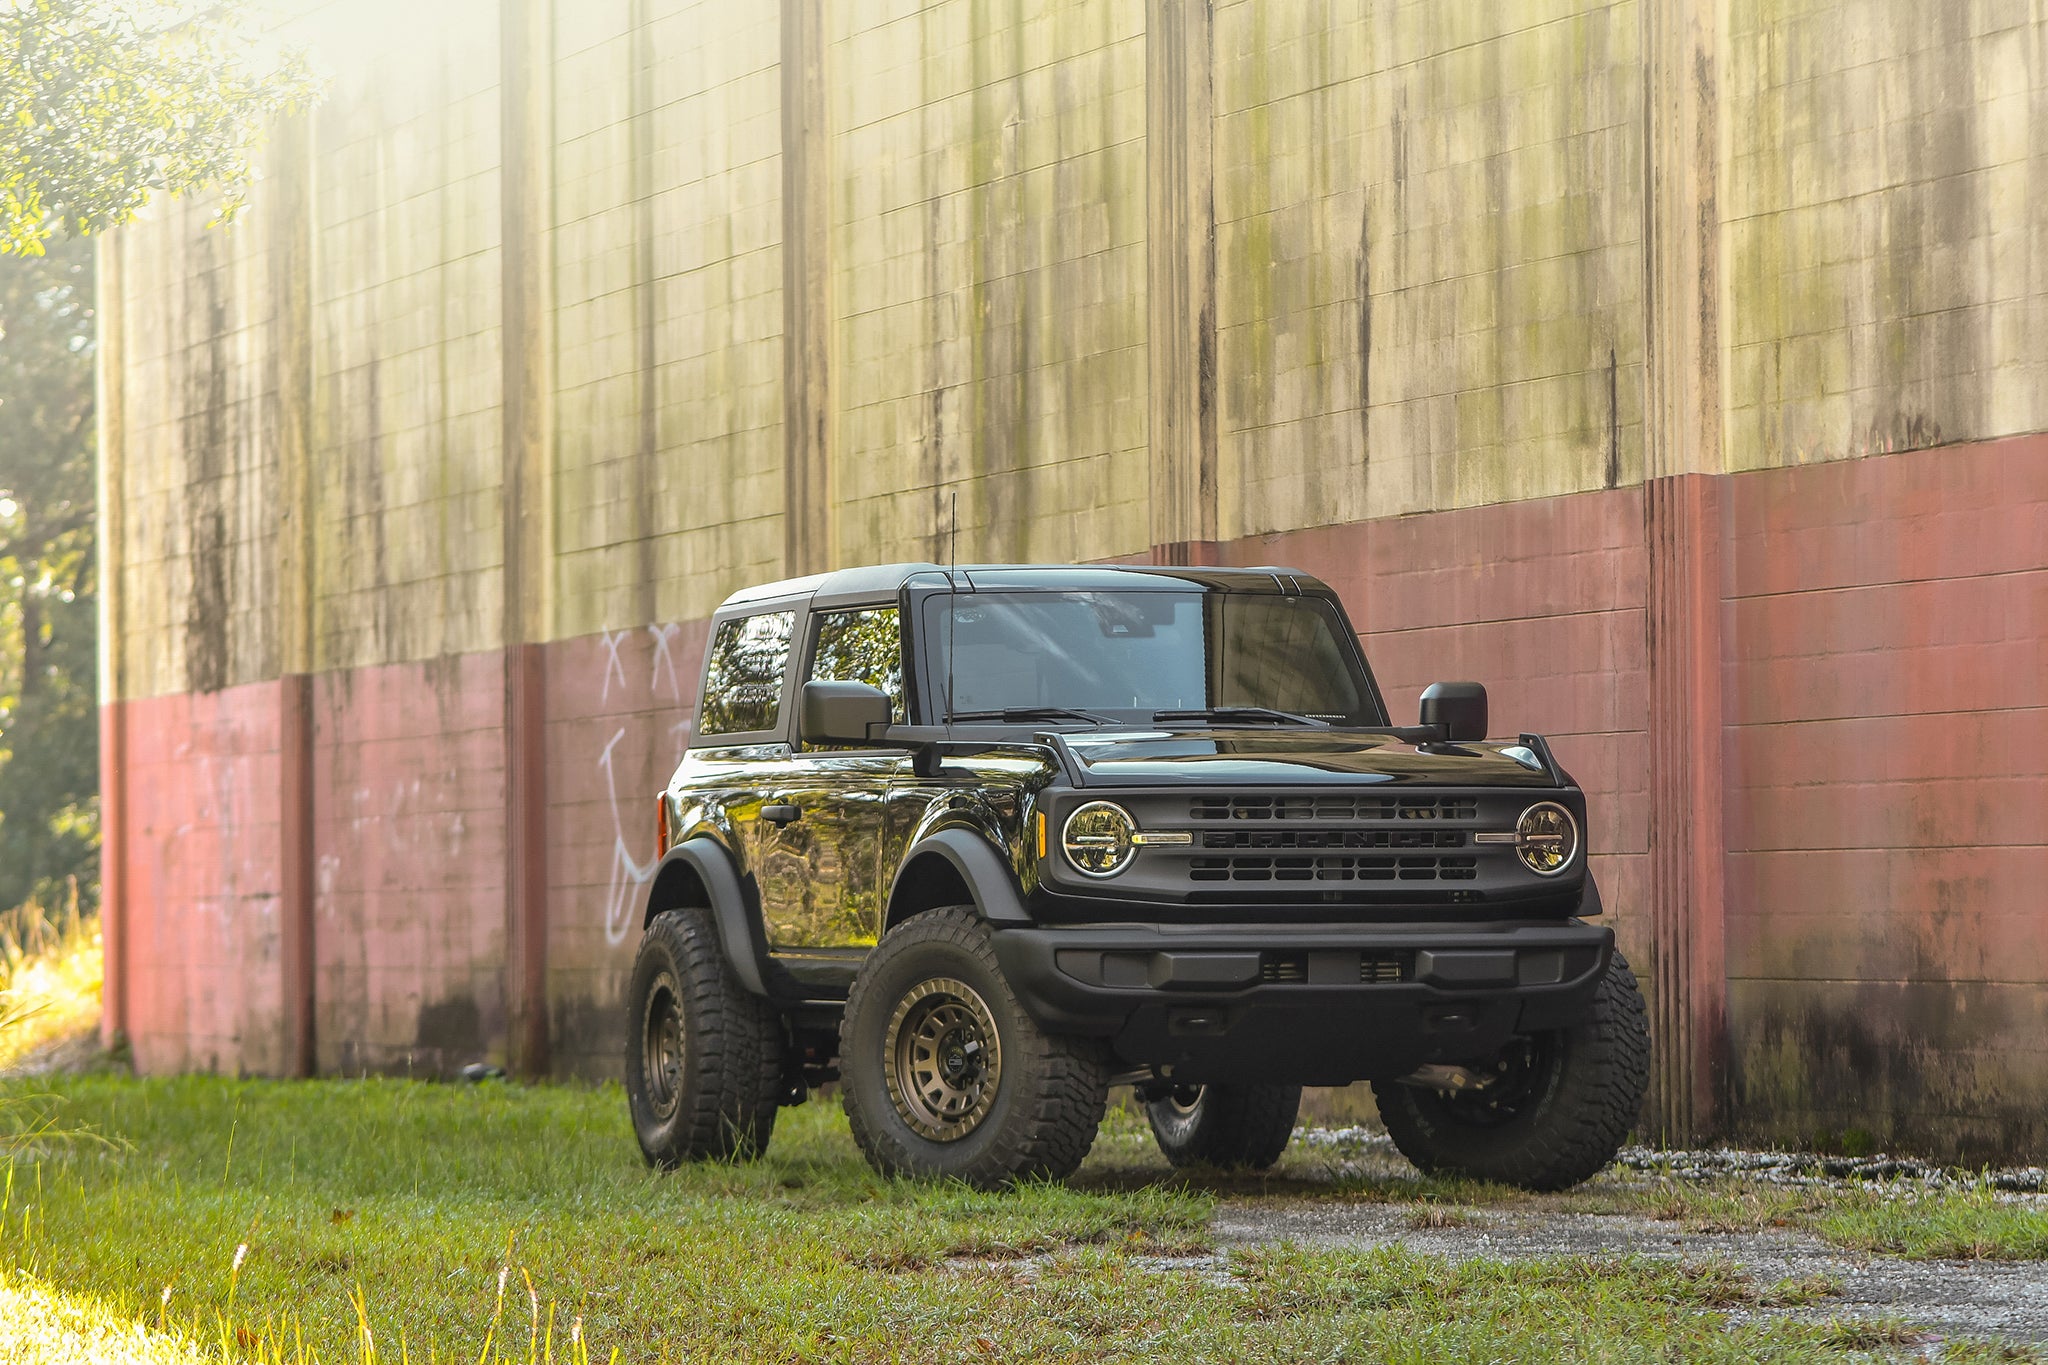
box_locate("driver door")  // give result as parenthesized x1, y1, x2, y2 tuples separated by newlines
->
(752, 605, 907, 957)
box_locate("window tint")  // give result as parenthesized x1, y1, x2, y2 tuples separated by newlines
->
(698, 611, 795, 736)
(808, 607, 905, 722)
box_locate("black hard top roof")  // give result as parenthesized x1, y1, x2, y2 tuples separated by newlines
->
(717, 563, 1336, 615)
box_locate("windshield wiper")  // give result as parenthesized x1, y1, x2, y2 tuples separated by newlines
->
(1152, 706, 1329, 727)
(948, 706, 1118, 726)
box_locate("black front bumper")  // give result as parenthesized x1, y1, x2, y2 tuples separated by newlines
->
(990, 920, 1614, 1086)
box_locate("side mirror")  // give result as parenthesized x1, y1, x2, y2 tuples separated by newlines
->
(1419, 681, 1488, 742)
(800, 680, 893, 745)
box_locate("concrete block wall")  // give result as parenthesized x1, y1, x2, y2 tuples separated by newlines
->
(828, 0, 1153, 564)
(95, 0, 2048, 1158)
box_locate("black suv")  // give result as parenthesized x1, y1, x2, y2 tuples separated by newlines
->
(625, 564, 1648, 1190)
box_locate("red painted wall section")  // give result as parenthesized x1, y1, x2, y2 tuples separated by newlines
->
(1216, 490, 1656, 980)
(1722, 435, 2048, 1157)
(542, 621, 708, 1078)
(118, 680, 288, 1075)
(311, 653, 510, 1075)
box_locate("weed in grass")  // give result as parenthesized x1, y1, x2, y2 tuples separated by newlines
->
(1404, 1201, 1482, 1231)
(1821, 1317, 1925, 1349)
(1756, 1272, 1845, 1308)
(0, 891, 103, 1074)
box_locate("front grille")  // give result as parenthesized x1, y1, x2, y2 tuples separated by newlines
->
(1361, 953, 1410, 983)
(1189, 795, 1479, 822)
(1261, 953, 1308, 983)
(1188, 854, 1479, 882)
(1201, 829, 1465, 850)
(1256, 952, 1414, 983)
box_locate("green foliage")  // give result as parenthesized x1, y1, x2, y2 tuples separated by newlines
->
(1, 0, 320, 255)
(0, 233, 97, 914)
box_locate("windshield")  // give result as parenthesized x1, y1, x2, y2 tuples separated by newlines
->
(924, 590, 1384, 725)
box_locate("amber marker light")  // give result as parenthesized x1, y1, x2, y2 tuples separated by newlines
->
(1036, 812, 1047, 859)
(656, 797, 671, 859)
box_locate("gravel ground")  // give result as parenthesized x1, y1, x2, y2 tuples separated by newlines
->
(1211, 1128, 2048, 1351)
(1214, 1202, 2048, 1347)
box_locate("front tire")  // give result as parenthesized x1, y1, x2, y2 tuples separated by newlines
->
(1145, 1083, 1302, 1171)
(1371, 951, 1650, 1191)
(624, 906, 785, 1166)
(841, 907, 1109, 1189)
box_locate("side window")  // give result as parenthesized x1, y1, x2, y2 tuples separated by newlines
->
(698, 611, 796, 736)
(808, 607, 905, 723)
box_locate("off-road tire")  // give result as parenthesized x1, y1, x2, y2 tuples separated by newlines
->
(625, 906, 784, 1166)
(1145, 1083, 1302, 1171)
(1372, 951, 1650, 1192)
(841, 906, 1109, 1189)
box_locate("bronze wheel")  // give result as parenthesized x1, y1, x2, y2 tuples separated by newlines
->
(640, 969, 685, 1123)
(623, 906, 784, 1166)
(840, 906, 1109, 1188)
(885, 977, 1004, 1141)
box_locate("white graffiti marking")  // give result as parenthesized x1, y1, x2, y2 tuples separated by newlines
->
(599, 628, 631, 704)
(599, 726, 657, 946)
(648, 622, 684, 701)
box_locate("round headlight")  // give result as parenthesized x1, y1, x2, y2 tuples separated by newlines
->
(1062, 801, 1138, 878)
(1515, 802, 1579, 876)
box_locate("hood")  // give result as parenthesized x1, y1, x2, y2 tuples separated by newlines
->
(1060, 728, 1563, 788)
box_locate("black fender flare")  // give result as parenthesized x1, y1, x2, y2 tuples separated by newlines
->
(644, 838, 773, 997)
(887, 827, 1032, 928)
(1576, 869, 1604, 920)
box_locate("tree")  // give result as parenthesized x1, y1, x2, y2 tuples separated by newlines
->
(0, 232, 97, 910)
(1, 0, 319, 255)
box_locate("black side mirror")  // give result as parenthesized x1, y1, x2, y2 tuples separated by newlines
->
(1419, 681, 1488, 742)
(800, 680, 893, 745)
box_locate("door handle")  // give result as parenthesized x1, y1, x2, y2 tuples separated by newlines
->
(761, 803, 802, 827)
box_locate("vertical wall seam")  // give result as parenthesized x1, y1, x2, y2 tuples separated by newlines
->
(501, 0, 557, 1078)
(94, 231, 129, 1050)
(1642, 0, 1730, 1141)
(272, 109, 319, 1077)
(780, 0, 833, 577)
(1146, 0, 1218, 565)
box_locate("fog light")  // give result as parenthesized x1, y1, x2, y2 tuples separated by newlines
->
(1062, 801, 1137, 877)
(1515, 802, 1578, 876)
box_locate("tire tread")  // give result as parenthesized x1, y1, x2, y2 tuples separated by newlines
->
(841, 906, 1107, 1188)
(625, 906, 783, 1165)
(1373, 951, 1650, 1192)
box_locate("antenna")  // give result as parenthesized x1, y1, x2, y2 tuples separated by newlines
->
(947, 491, 958, 570)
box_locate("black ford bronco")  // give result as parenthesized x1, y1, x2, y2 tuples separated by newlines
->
(626, 564, 1649, 1190)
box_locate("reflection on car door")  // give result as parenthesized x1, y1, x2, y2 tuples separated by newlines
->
(751, 604, 907, 956)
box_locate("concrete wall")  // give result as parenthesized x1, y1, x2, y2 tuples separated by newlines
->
(98, 0, 2048, 1158)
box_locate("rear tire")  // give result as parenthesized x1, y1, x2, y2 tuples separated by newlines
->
(1145, 1083, 1302, 1171)
(1371, 951, 1650, 1191)
(841, 906, 1109, 1189)
(624, 906, 784, 1166)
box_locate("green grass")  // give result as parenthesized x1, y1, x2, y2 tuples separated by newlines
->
(0, 1077, 2027, 1363)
